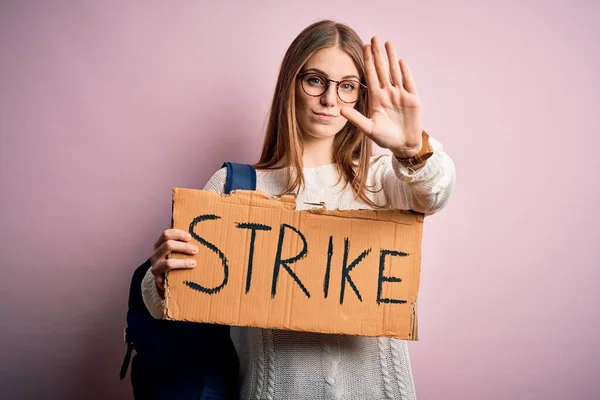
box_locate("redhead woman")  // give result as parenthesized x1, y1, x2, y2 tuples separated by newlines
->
(144, 19, 455, 400)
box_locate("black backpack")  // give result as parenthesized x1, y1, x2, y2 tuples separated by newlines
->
(120, 162, 257, 400)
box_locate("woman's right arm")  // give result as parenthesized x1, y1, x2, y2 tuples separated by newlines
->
(141, 167, 228, 319)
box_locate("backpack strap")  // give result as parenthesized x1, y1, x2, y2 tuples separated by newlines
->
(222, 162, 257, 194)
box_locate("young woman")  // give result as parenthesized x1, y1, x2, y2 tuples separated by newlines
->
(144, 20, 455, 399)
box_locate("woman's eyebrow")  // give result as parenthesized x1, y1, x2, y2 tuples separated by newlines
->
(304, 68, 360, 80)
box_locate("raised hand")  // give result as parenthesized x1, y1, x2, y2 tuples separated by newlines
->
(341, 36, 423, 158)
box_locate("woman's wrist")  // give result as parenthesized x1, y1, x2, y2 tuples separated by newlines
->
(393, 130, 434, 170)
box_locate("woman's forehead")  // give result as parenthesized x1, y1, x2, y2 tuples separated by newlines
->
(303, 46, 359, 79)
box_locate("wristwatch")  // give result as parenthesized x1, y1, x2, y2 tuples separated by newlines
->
(394, 130, 434, 170)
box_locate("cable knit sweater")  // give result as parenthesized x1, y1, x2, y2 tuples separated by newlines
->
(142, 136, 456, 399)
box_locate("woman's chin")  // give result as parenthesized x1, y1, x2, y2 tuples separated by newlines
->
(303, 126, 342, 140)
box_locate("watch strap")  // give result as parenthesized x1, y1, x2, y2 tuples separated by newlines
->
(395, 130, 434, 169)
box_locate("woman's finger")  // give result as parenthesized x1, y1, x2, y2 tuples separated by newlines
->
(399, 59, 418, 94)
(371, 36, 391, 88)
(385, 41, 403, 88)
(363, 44, 381, 91)
(153, 229, 191, 251)
(340, 107, 374, 136)
(156, 275, 165, 293)
(150, 239, 198, 266)
(151, 257, 197, 277)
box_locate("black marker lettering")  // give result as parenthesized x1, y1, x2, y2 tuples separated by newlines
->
(236, 222, 272, 293)
(271, 223, 310, 299)
(377, 249, 409, 304)
(323, 236, 334, 298)
(340, 238, 371, 304)
(184, 214, 228, 295)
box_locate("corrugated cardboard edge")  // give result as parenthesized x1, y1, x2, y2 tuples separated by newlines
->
(410, 301, 419, 340)
(162, 190, 176, 318)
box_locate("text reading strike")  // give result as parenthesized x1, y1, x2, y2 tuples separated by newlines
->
(182, 214, 409, 306)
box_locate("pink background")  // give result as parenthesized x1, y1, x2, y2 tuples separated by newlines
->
(1, 1, 599, 399)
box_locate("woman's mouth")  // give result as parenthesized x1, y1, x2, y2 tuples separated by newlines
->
(313, 111, 337, 121)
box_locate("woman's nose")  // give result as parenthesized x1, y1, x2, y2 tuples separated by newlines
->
(320, 84, 338, 107)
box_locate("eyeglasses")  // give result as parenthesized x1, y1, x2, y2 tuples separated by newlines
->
(297, 71, 367, 104)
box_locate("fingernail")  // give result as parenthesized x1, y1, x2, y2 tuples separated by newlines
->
(191, 246, 198, 254)
(187, 260, 196, 267)
(186, 233, 192, 240)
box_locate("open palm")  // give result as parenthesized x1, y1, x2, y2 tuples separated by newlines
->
(341, 37, 423, 158)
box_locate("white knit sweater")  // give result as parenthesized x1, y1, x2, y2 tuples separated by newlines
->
(142, 136, 456, 399)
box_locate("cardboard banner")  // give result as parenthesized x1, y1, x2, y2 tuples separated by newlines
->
(165, 188, 424, 339)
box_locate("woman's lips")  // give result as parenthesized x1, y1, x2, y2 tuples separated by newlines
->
(313, 111, 337, 121)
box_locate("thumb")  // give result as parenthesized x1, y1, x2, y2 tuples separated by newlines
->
(341, 107, 373, 136)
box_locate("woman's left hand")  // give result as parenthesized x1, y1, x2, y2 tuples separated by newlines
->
(340, 36, 423, 158)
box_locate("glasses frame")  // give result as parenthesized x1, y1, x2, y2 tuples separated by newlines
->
(297, 71, 367, 104)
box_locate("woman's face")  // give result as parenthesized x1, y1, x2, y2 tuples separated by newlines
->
(295, 46, 360, 140)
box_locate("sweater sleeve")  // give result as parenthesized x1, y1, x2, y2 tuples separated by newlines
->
(141, 167, 228, 319)
(380, 136, 456, 215)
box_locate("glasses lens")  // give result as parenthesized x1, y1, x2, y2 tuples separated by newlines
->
(338, 80, 361, 103)
(301, 73, 327, 96)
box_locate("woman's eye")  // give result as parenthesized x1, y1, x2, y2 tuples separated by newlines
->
(307, 75, 325, 85)
(340, 81, 357, 91)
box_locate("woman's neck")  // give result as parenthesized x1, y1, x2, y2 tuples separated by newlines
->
(301, 134, 335, 168)
(264, 133, 335, 170)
